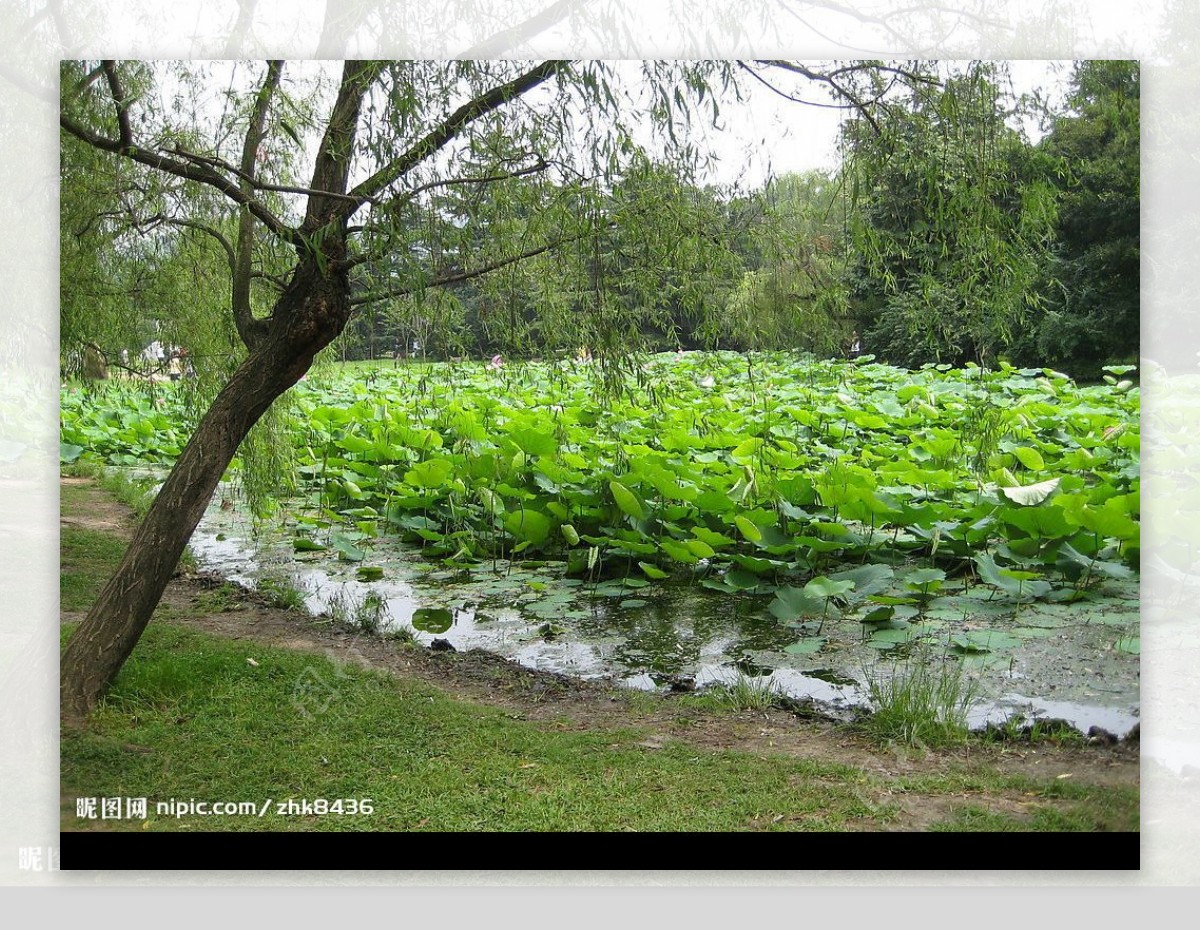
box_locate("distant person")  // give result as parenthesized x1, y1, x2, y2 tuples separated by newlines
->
(176, 346, 196, 379)
(849, 331, 862, 359)
(142, 340, 165, 368)
(167, 348, 183, 381)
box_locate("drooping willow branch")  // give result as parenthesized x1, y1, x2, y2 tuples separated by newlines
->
(344, 60, 568, 215)
(60, 112, 297, 244)
(348, 230, 597, 308)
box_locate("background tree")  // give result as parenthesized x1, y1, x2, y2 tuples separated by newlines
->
(1012, 59, 1140, 377)
(59, 58, 929, 717)
(843, 61, 1058, 368)
(705, 169, 851, 353)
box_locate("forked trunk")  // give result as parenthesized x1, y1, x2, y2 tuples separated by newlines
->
(61, 259, 350, 720)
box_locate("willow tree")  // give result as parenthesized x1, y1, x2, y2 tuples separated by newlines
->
(59, 58, 931, 718)
(844, 62, 1058, 368)
(704, 170, 851, 354)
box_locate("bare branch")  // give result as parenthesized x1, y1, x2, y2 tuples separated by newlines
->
(738, 62, 865, 112)
(392, 155, 551, 209)
(101, 60, 134, 150)
(233, 60, 283, 349)
(738, 61, 883, 135)
(349, 237, 568, 307)
(743, 61, 941, 136)
(171, 148, 363, 204)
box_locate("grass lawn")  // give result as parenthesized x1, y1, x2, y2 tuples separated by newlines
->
(60, 476, 1140, 834)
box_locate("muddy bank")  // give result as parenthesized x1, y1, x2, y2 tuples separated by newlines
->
(61, 474, 1141, 798)
(187, 487, 1141, 739)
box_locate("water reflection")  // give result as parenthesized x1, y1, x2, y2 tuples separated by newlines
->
(187, 494, 1140, 738)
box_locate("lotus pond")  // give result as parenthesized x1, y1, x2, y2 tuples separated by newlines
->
(61, 351, 1141, 735)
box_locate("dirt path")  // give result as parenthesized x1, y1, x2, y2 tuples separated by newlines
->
(61, 476, 1140, 830)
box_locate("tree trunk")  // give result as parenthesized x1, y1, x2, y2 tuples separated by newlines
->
(61, 258, 351, 720)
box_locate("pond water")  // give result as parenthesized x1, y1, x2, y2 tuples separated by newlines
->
(187, 487, 1140, 738)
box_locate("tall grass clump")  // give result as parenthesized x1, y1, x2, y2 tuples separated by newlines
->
(689, 674, 784, 712)
(862, 654, 980, 748)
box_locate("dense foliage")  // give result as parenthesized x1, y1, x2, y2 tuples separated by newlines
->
(326, 63, 1141, 377)
(64, 61, 1139, 382)
(64, 354, 1140, 639)
(843, 64, 1059, 369)
(1013, 60, 1141, 376)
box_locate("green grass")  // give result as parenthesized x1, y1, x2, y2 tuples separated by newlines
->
(60, 526, 127, 612)
(257, 573, 310, 612)
(861, 654, 980, 748)
(933, 800, 1139, 832)
(64, 460, 158, 518)
(59, 620, 1140, 833)
(63, 624, 891, 832)
(682, 675, 785, 712)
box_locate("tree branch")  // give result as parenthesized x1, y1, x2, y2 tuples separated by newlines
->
(157, 216, 236, 271)
(170, 148, 364, 204)
(304, 59, 388, 230)
(59, 112, 298, 244)
(348, 236, 569, 307)
(233, 60, 282, 350)
(739, 62, 866, 111)
(738, 61, 884, 135)
(101, 60, 134, 150)
(391, 155, 551, 209)
(65, 63, 106, 103)
(743, 61, 940, 135)
(346, 60, 568, 213)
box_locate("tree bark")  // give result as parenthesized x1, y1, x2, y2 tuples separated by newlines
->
(60, 256, 352, 721)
